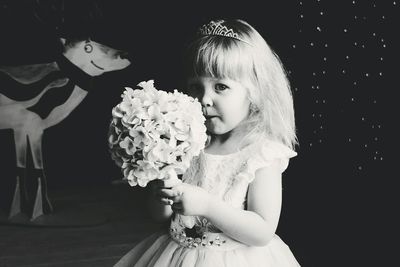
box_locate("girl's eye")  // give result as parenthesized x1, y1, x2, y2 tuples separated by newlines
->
(215, 83, 228, 91)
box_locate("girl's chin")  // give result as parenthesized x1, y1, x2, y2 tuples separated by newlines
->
(206, 126, 228, 136)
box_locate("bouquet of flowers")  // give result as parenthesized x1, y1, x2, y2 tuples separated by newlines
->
(108, 80, 207, 188)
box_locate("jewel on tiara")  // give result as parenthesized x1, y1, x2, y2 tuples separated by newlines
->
(198, 20, 250, 45)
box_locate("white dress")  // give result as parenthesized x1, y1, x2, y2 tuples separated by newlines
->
(114, 139, 300, 267)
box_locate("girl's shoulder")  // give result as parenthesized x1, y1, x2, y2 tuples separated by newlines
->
(243, 138, 297, 176)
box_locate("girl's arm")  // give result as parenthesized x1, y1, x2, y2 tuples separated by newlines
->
(172, 160, 283, 246)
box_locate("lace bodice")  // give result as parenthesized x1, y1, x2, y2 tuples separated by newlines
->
(169, 139, 297, 248)
(183, 139, 296, 208)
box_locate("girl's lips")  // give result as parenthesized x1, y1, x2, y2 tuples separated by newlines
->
(205, 115, 218, 119)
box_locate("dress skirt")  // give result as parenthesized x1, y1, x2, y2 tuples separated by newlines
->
(114, 230, 300, 267)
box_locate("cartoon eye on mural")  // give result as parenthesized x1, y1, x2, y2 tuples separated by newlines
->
(0, 0, 132, 221)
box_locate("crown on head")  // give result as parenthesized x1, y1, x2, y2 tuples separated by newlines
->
(198, 20, 250, 45)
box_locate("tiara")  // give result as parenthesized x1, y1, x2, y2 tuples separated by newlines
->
(198, 20, 251, 45)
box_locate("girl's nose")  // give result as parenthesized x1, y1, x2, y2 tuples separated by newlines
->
(201, 91, 213, 107)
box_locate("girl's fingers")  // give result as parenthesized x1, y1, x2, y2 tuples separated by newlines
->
(160, 197, 174, 205)
(168, 195, 181, 203)
(158, 188, 178, 198)
(161, 177, 183, 188)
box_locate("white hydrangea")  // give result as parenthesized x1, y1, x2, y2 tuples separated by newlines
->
(108, 80, 207, 187)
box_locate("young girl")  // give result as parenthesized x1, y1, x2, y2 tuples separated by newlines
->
(114, 19, 300, 267)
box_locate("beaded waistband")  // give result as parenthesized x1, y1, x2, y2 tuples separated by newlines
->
(169, 226, 245, 250)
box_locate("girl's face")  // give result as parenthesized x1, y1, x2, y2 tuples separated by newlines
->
(187, 76, 251, 136)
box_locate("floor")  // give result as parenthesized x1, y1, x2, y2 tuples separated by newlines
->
(0, 182, 164, 267)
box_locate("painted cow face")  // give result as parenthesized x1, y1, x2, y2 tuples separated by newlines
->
(65, 39, 131, 76)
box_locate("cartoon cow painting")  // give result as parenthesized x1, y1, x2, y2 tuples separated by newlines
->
(0, 38, 131, 220)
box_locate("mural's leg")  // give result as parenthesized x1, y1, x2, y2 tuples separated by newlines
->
(29, 132, 53, 220)
(8, 132, 30, 218)
(31, 169, 53, 220)
(8, 167, 30, 218)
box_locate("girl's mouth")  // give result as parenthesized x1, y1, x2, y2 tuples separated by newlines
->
(205, 115, 218, 121)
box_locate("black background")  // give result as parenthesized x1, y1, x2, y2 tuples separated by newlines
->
(0, 0, 394, 266)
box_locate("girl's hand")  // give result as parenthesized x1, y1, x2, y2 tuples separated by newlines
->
(169, 183, 211, 216)
(147, 177, 182, 205)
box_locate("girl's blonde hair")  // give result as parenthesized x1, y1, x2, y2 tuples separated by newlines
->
(183, 19, 297, 150)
